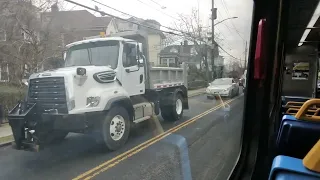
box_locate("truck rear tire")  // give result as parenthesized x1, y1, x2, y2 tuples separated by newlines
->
(161, 93, 184, 122)
(102, 106, 130, 151)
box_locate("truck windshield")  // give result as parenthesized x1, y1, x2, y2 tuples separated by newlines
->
(64, 40, 119, 69)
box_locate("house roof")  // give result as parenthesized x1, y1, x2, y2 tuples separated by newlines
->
(115, 17, 165, 38)
(160, 45, 194, 55)
(42, 10, 113, 30)
(89, 16, 113, 28)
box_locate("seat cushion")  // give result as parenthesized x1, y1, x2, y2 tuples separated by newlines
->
(269, 156, 320, 180)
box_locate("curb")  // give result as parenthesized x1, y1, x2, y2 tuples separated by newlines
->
(0, 141, 12, 148)
(0, 135, 13, 148)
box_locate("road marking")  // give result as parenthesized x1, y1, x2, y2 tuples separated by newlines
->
(73, 96, 240, 180)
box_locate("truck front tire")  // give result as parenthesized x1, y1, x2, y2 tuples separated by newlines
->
(161, 93, 184, 122)
(102, 106, 130, 151)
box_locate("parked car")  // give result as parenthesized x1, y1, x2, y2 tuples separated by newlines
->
(206, 78, 240, 99)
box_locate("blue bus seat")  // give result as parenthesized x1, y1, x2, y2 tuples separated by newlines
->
(276, 115, 320, 158)
(269, 155, 320, 180)
(278, 96, 311, 131)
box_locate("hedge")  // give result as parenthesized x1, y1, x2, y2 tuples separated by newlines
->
(0, 84, 27, 118)
(188, 80, 208, 90)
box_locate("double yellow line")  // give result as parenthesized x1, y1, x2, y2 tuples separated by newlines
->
(73, 97, 238, 180)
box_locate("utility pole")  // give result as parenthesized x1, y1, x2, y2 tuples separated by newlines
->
(211, 0, 217, 80)
(244, 41, 248, 70)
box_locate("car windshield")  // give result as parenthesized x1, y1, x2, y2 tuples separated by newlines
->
(211, 78, 232, 85)
(64, 40, 119, 69)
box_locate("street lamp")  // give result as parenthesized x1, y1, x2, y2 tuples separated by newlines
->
(214, 16, 238, 26)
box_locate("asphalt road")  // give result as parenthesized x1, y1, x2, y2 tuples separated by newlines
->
(0, 90, 245, 180)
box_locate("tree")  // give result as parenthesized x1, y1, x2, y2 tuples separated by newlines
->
(227, 60, 244, 78)
(0, 0, 64, 85)
(171, 8, 223, 81)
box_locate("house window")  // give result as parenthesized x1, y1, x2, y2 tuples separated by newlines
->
(0, 29, 6, 41)
(0, 64, 9, 82)
(21, 30, 39, 42)
(161, 58, 176, 67)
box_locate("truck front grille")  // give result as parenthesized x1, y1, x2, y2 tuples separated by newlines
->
(28, 77, 68, 113)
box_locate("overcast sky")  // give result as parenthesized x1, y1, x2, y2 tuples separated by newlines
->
(63, 0, 253, 65)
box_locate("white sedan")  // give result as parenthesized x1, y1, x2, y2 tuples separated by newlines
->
(206, 78, 240, 99)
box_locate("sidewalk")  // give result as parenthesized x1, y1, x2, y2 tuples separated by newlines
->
(0, 88, 206, 145)
(0, 123, 13, 145)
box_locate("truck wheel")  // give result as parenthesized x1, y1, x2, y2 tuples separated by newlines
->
(102, 106, 130, 151)
(161, 93, 183, 122)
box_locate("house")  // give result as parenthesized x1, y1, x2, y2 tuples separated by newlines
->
(159, 41, 201, 67)
(115, 18, 165, 66)
(41, 4, 118, 46)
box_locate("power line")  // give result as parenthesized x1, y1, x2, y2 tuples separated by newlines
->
(220, 0, 245, 41)
(92, 0, 230, 50)
(214, 2, 234, 36)
(92, 0, 231, 51)
(91, 0, 183, 34)
(65, 0, 181, 36)
(217, 44, 241, 60)
(135, 0, 180, 21)
(146, 0, 166, 9)
(64, 0, 239, 59)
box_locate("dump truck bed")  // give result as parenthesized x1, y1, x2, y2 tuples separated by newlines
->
(149, 65, 188, 90)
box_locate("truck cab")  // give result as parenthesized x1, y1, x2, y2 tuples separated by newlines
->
(8, 37, 189, 151)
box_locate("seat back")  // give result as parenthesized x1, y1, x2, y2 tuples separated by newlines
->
(277, 115, 320, 158)
(281, 96, 310, 116)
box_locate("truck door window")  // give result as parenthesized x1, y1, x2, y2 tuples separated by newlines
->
(123, 44, 137, 67)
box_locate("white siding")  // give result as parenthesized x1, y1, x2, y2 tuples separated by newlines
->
(147, 34, 162, 66)
(106, 19, 118, 36)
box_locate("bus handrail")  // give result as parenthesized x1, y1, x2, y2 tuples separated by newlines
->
(295, 99, 320, 121)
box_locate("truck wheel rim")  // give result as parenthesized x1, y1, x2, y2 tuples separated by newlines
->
(176, 99, 183, 115)
(110, 115, 125, 141)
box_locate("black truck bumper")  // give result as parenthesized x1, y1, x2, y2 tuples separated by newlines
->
(8, 102, 92, 152)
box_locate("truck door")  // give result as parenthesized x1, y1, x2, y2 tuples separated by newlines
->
(120, 43, 145, 96)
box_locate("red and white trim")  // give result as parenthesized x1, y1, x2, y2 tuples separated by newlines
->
(154, 82, 183, 89)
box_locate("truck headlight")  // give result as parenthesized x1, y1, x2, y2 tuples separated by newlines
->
(86, 96, 100, 107)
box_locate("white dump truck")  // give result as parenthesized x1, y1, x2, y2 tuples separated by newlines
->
(8, 36, 189, 151)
